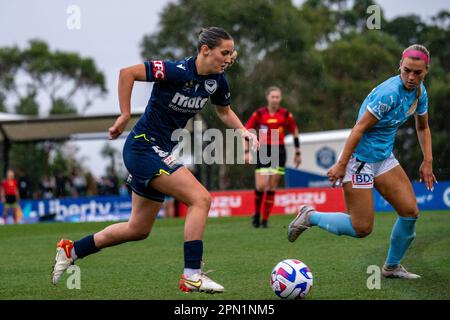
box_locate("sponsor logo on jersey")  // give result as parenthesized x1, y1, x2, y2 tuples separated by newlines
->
(267, 118, 278, 124)
(170, 92, 209, 112)
(182, 80, 194, 92)
(152, 60, 166, 80)
(352, 173, 374, 189)
(204, 79, 217, 94)
(163, 154, 178, 168)
(176, 63, 186, 70)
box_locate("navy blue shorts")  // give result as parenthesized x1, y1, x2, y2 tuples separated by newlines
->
(123, 131, 183, 202)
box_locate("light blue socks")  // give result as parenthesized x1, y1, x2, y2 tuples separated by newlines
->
(385, 216, 417, 266)
(309, 212, 358, 237)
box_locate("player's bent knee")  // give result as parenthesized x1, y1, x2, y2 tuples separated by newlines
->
(399, 208, 419, 219)
(127, 224, 151, 241)
(193, 192, 212, 210)
(353, 223, 373, 238)
(130, 230, 150, 241)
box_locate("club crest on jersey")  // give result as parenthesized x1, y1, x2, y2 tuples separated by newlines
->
(205, 79, 217, 94)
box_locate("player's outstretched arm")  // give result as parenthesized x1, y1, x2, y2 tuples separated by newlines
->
(415, 113, 437, 190)
(109, 64, 147, 140)
(214, 105, 259, 151)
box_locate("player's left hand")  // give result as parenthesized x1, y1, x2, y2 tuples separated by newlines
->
(419, 160, 437, 191)
(109, 114, 130, 140)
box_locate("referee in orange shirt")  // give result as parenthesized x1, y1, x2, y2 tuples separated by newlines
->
(1, 169, 20, 224)
(245, 86, 301, 228)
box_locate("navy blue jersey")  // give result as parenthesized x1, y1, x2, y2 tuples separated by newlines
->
(132, 56, 231, 152)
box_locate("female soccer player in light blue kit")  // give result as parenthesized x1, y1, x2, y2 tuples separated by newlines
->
(288, 44, 436, 279)
(51, 27, 257, 293)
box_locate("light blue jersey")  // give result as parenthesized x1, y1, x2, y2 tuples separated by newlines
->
(354, 75, 428, 163)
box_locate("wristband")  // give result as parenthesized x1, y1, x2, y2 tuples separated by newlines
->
(294, 137, 300, 148)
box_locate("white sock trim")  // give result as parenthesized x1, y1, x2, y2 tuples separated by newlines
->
(184, 268, 200, 278)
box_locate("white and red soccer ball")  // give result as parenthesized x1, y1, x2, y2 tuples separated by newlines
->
(271, 259, 313, 299)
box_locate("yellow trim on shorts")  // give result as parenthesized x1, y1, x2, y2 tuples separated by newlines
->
(134, 133, 150, 142)
(255, 167, 285, 175)
(4, 203, 19, 208)
(156, 169, 170, 176)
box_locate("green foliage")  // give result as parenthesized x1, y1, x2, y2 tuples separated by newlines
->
(320, 31, 402, 128)
(100, 142, 120, 176)
(50, 98, 77, 115)
(384, 15, 425, 47)
(9, 143, 50, 195)
(0, 39, 107, 115)
(0, 92, 7, 112)
(0, 40, 107, 186)
(15, 91, 39, 115)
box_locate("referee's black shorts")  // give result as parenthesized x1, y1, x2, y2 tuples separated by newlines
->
(255, 145, 286, 175)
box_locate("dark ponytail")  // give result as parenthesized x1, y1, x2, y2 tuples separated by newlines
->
(197, 27, 232, 52)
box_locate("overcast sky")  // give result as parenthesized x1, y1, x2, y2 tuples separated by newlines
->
(1, 0, 449, 178)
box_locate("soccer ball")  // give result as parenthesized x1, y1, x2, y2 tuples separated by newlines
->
(271, 259, 313, 299)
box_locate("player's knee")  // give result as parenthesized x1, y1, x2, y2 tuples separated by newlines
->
(353, 223, 373, 238)
(399, 207, 419, 219)
(127, 225, 151, 240)
(131, 229, 150, 241)
(193, 192, 212, 211)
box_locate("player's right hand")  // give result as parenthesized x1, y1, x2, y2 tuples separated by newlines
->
(108, 114, 130, 140)
(327, 163, 346, 187)
(240, 129, 259, 152)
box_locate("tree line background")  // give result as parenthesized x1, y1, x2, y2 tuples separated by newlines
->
(0, 0, 449, 195)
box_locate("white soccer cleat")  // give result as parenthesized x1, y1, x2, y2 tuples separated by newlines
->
(179, 271, 224, 294)
(287, 205, 315, 242)
(382, 264, 421, 279)
(51, 239, 75, 285)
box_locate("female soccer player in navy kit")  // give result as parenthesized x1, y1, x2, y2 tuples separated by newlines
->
(52, 27, 258, 293)
(288, 44, 436, 279)
(245, 87, 301, 228)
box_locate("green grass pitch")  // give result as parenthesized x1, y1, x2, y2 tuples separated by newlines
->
(0, 211, 449, 300)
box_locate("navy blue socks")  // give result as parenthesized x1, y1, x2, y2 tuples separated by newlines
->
(74, 234, 100, 259)
(184, 240, 203, 269)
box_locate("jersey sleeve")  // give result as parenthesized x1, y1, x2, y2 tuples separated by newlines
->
(286, 112, 298, 133)
(245, 111, 259, 130)
(143, 60, 183, 82)
(365, 90, 398, 120)
(210, 74, 231, 106)
(416, 85, 428, 116)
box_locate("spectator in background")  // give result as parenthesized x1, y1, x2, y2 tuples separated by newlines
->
(72, 169, 87, 197)
(1, 169, 20, 224)
(55, 173, 71, 198)
(40, 175, 55, 199)
(85, 172, 98, 196)
(17, 169, 31, 199)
